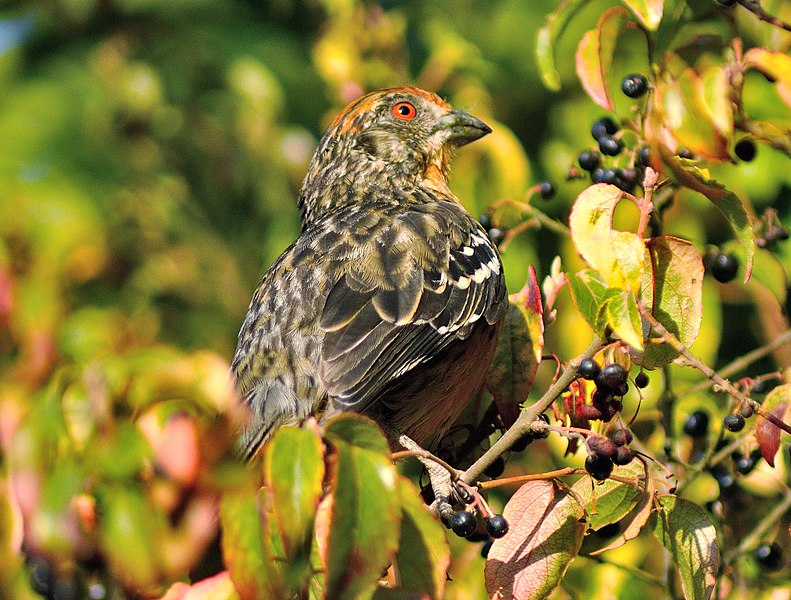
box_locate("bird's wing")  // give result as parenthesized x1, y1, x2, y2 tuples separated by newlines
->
(319, 201, 506, 411)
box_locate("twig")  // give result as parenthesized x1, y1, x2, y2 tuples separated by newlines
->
(479, 467, 581, 490)
(391, 449, 460, 479)
(460, 335, 605, 485)
(680, 328, 791, 397)
(637, 303, 791, 435)
(736, 0, 791, 33)
(636, 167, 658, 238)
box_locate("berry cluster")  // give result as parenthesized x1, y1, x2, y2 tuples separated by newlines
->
(448, 505, 509, 541)
(26, 552, 111, 600)
(577, 360, 631, 422)
(574, 73, 653, 193)
(585, 428, 636, 481)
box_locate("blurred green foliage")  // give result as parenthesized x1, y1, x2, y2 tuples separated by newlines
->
(0, 0, 790, 598)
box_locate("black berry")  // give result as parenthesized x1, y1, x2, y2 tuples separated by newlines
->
(28, 555, 54, 596)
(678, 148, 694, 159)
(478, 214, 492, 230)
(723, 413, 745, 432)
(591, 117, 618, 141)
(585, 453, 614, 481)
(538, 181, 555, 200)
(485, 515, 510, 539)
(596, 363, 628, 391)
(734, 454, 758, 475)
(735, 139, 757, 162)
(637, 146, 651, 167)
(484, 456, 506, 478)
(739, 402, 755, 418)
(578, 358, 600, 380)
(717, 0, 737, 6)
(621, 73, 648, 98)
(598, 135, 624, 156)
(635, 372, 649, 388)
(611, 428, 633, 447)
(578, 150, 600, 171)
(450, 510, 477, 538)
(481, 539, 493, 558)
(754, 543, 783, 570)
(612, 446, 636, 466)
(683, 411, 709, 437)
(709, 252, 739, 283)
(711, 465, 736, 491)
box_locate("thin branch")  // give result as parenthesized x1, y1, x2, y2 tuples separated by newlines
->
(637, 304, 791, 436)
(736, 0, 791, 33)
(391, 449, 460, 479)
(460, 335, 605, 485)
(680, 328, 791, 397)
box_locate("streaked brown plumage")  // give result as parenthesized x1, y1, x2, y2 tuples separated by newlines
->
(232, 87, 507, 471)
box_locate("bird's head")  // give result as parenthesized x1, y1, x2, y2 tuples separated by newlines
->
(298, 87, 491, 227)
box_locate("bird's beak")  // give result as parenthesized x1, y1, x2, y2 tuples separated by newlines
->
(437, 109, 492, 146)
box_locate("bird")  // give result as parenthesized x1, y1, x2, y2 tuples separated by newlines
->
(231, 86, 507, 509)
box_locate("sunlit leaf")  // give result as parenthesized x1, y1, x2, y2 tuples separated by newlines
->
(650, 495, 718, 600)
(663, 155, 755, 282)
(569, 184, 646, 295)
(600, 288, 643, 350)
(589, 474, 655, 556)
(568, 269, 609, 331)
(486, 267, 543, 427)
(536, 0, 588, 90)
(756, 384, 790, 466)
(631, 236, 704, 369)
(323, 415, 400, 600)
(571, 460, 644, 531)
(575, 7, 629, 110)
(621, 0, 663, 29)
(485, 480, 584, 600)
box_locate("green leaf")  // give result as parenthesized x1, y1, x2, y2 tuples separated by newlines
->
(589, 475, 655, 556)
(98, 484, 162, 590)
(220, 486, 286, 600)
(486, 268, 544, 428)
(324, 413, 391, 455)
(265, 425, 325, 585)
(600, 289, 643, 350)
(569, 184, 646, 295)
(535, 0, 588, 91)
(571, 460, 644, 531)
(631, 236, 704, 368)
(756, 384, 790, 466)
(575, 7, 628, 110)
(650, 495, 719, 600)
(621, 0, 663, 30)
(323, 415, 401, 600)
(485, 480, 584, 600)
(663, 156, 754, 282)
(392, 478, 450, 599)
(568, 269, 609, 331)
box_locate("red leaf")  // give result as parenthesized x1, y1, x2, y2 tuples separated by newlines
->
(485, 480, 584, 600)
(756, 384, 791, 466)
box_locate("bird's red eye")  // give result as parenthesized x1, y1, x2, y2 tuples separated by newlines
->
(392, 102, 417, 120)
